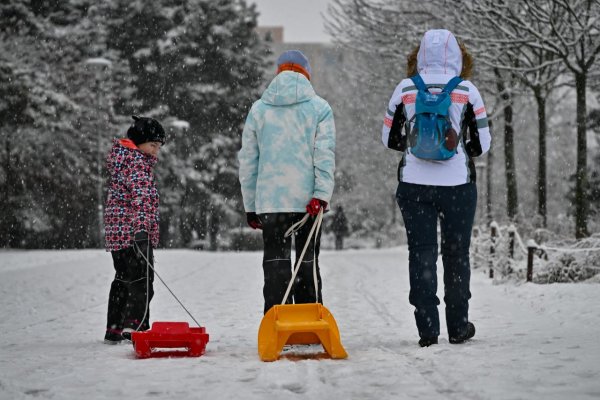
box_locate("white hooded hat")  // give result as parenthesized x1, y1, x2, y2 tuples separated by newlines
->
(417, 29, 463, 76)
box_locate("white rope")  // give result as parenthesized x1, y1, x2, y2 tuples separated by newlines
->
(479, 224, 600, 276)
(281, 210, 323, 305)
(132, 239, 151, 333)
(537, 245, 600, 253)
(494, 223, 600, 254)
(134, 241, 202, 329)
(313, 213, 323, 303)
(284, 213, 310, 238)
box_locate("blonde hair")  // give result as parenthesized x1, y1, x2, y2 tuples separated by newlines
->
(406, 41, 473, 79)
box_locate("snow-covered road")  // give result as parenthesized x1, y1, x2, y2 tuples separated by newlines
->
(1, 248, 598, 400)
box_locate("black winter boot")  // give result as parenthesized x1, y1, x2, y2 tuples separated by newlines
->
(449, 322, 476, 344)
(104, 330, 124, 345)
(121, 328, 134, 342)
(418, 337, 438, 347)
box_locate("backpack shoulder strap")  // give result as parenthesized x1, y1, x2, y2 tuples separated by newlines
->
(443, 76, 463, 94)
(410, 74, 428, 93)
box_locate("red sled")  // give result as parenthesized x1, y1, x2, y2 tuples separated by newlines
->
(131, 322, 209, 359)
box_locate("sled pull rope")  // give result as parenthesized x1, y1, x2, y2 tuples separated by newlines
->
(134, 242, 202, 329)
(133, 240, 151, 333)
(284, 213, 310, 238)
(281, 209, 324, 305)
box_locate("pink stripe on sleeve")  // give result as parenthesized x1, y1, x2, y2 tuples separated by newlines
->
(402, 93, 417, 104)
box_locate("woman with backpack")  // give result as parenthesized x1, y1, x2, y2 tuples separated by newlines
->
(381, 29, 491, 347)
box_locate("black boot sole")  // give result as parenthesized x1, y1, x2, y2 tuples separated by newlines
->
(419, 337, 438, 347)
(449, 322, 476, 344)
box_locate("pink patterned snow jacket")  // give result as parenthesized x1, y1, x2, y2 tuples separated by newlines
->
(104, 138, 160, 252)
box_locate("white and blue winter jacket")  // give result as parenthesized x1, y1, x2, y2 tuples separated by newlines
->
(238, 71, 336, 213)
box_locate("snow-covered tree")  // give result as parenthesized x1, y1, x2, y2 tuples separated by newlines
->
(106, 0, 269, 247)
(0, 1, 104, 248)
(448, 0, 567, 226)
(0, 0, 269, 248)
(325, 0, 504, 231)
(471, 0, 600, 237)
(326, 0, 600, 237)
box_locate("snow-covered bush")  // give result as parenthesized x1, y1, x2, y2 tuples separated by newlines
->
(227, 228, 263, 251)
(471, 224, 600, 283)
(533, 234, 600, 283)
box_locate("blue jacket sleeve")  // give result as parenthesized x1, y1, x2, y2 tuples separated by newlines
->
(238, 107, 259, 212)
(313, 102, 336, 202)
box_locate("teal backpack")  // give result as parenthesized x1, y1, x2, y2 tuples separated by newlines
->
(407, 74, 463, 160)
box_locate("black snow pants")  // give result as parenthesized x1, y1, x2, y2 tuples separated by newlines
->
(260, 213, 322, 314)
(106, 246, 154, 335)
(396, 182, 477, 339)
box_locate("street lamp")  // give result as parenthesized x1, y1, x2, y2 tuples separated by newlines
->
(84, 57, 112, 247)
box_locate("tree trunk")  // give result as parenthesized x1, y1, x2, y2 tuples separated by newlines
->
(574, 72, 589, 238)
(534, 88, 547, 227)
(3, 137, 9, 211)
(179, 187, 194, 247)
(209, 210, 219, 251)
(494, 68, 519, 221)
(1, 135, 16, 247)
(486, 135, 493, 225)
(1, 140, 8, 247)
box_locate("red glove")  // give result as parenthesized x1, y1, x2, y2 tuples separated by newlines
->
(246, 212, 263, 230)
(306, 198, 328, 216)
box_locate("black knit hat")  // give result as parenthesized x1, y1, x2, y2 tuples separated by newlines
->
(127, 115, 166, 145)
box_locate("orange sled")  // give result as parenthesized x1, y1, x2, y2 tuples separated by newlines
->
(257, 211, 347, 362)
(257, 303, 348, 362)
(131, 322, 209, 358)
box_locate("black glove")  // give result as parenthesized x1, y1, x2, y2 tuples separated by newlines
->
(465, 140, 482, 157)
(133, 231, 150, 257)
(246, 212, 263, 230)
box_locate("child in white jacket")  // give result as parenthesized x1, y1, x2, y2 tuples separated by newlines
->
(238, 50, 336, 314)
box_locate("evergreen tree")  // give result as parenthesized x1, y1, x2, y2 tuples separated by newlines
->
(106, 0, 269, 247)
(0, 1, 130, 248)
(0, 0, 270, 248)
(0, 1, 89, 247)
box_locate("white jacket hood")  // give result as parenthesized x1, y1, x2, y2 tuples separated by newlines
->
(417, 29, 462, 76)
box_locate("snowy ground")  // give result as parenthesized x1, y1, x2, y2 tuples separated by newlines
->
(1, 248, 599, 400)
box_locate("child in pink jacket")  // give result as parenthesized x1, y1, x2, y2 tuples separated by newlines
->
(104, 116, 165, 344)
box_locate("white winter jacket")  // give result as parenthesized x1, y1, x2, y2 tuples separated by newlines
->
(238, 71, 336, 213)
(381, 29, 491, 186)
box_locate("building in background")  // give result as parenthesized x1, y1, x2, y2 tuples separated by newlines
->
(255, 26, 284, 43)
(257, 26, 344, 92)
